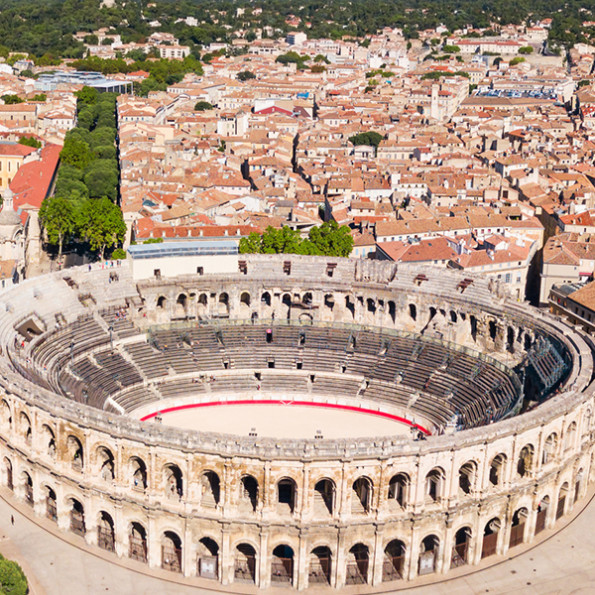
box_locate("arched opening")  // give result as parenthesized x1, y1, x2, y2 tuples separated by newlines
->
(162, 531, 182, 573)
(388, 301, 396, 323)
(303, 292, 313, 307)
(175, 293, 188, 318)
(565, 422, 577, 451)
(45, 486, 57, 521)
(366, 298, 376, 315)
(197, 293, 208, 317)
(575, 469, 584, 502)
(309, 546, 331, 585)
(42, 425, 56, 458)
(281, 293, 292, 319)
(470, 315, 477, 341)
(277, 478, 297, 514)
(557, 483, 569, 519)
(409, 303, 417, 321)
(542, 433, 558, 464)
(524, 333, 532, 351)
(271, 544, 294, 586)
(418, 535, 439, 575)
(352, 477, 373, 514)
(535, 496, 550, 534)
(197, 537, 219, 579)
(67, 435, 83, 471)
(313, 478, 335, 515)
(240, 292, 251, 317)
(489, 320, 497, 341)
(163, 464, 183, 498)
(324, 293, 334, 311)
(388, 473, 409, 507)
(383, 539, 405, 581)
(582, 409, 592, 444)
(3, 457, 12, 490)
(217, 293, 229, 317)
(201, 471, 220, 508)
(234, 543, 256, 584)
(22, 471, 33, 506)
(240, 475, 258, 512)
(97, 447, 115, 482)
(98, 511, 115, 552)
(346, 543, 369, 585)
(517, 444, 534, 478)
(425, 468, 444, 502)
(19, 412, 31, 445)
(481, 517, 501, 558)
(70, 498, 85, 537)
(261, 292, 271, 306)
(129, 522, 147, 563)
(489, 454, 506, 486)
(157, 296, 167, 309)
(506, 327, 515, 353)
(510, 507, 528, 547)
(450, 310, 457, 323)
(452, 527, 471, 567)
(458, 461, 476, 495)
(345, 296, 355, 319)
(130, 457, 147, 491)
(0, 399, 12, 429)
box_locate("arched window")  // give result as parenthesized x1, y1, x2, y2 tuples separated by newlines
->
(162, 531, 182, 573)
(69, 499, 85, 536)
(557, 483, 569, 520)
(197, 537, 219, 579)
(277, 478, 297, 514)
(130, 457, 147, 490)
(458, 462, 476, 495)
(97, 447, 115, 482)
(345, 543, 369, 585)
(42, 425, 56, 458)
(45, 486, 57, 521)
(22, 471, 33, 506)
(352, 477, 373, 514)
(314, 479, 334, 515)
(542, 433, 558, 465)
(200, 471, 220, 508)
(488, 454, 506, 486)
(163, 464, 183, 498)
(419, 535, 439, 575)
(240, 475, 258, 512)
(425, 468, 444, 502)
(388, 473, 409, 507)
(67, 436, 83, 471)
(517, 444, 534, 477)
(309, 546, 331, 586)
(157, 296, 167, 309)
(271, 544, 294, 586)
(565, 422, 577, 451)
(129, 522, 147, 563)
(535, 496, 549, 534)
(510, 507, 528, 547)
(3, 457, 12, 490)
(383, 540, 405, 581)
(234, 543, 256, 584)
(481, 517, 501, 558)
(452, 527, 471, 567)
(19, 412, 31, 445)
(97, 511, 115, 552)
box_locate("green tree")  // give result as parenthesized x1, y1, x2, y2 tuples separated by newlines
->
(18, 136, 41, 148)
(1, 94, 23, 105)
(39, 195, 77, 262)
(510, 56, 525, 66)
(518, 46, 534, 54)
(60, 138, 94, 170)
(0, 555, 27, 595)
(75, 86, 98, 105)
(194, 100, 213, 111)
(349, 131, 384, 149)
(239, 232, 262, 254)
(78, 197, 126, 259)
(306, 221, 354, 257)
(237, 70, 256, 81)
(442, 44, 461, 53)
(83, 160, 118, 200)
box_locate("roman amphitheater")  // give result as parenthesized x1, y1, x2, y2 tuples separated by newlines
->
(0, 253, 592, 591)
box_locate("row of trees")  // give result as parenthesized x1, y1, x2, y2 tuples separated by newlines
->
(239, 222, 354, 257)
(39, 86, 126, 262)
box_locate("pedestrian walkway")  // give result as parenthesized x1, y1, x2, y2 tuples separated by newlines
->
(0, 486, 594, 595)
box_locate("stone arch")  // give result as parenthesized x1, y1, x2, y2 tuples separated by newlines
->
(97, 510, 115, 552)
(351, 476, 373, 514)
(200, 470, 220, 508)
(41, 424, 56, 458)
(535, 495, 550, 534)
(0, 399, 12, 429)
(313, 478, 335, 515)
(418, 534, 439, 575)
(582, 408, 592, 443)
(450, 310, 457, 324)
(458, 461, 477, 495)
(452, 527, 472, 567)
(217, 293, 229, 316)
(96, 446, 115, 482)
(271, 544, 294, 586)
(277, 477, 297, 514)
(575, 468, 584, 502)
(161, 531, 183, 573)
(488, 319, 497, 341)
(261, 291, 271, 307)
(156, 295, 167, 309)
(197, 293, 208, 317)
(19, 411, 31, 444)
(69, 498, 85, 537)
(239, 474, 258, 512)
(345, 543, 370, 585)
(197, 537, 219, 579)
(309, 545, 332, 586)
(234, 543, 257, 584)
(506, 326, 515, 353)
(388, 473, 410, 507)
(488, 453, 507, 486)
(21, 470, 33, 506)
(469, 315, 478, 341)
(175, 293, 188, 318)
(481, 517, 501, 558)
(239, 292, 251, 317)
(510, 507, 528, 547)
(129, 456, 147, 490)
(345, 295, 355, 320)
(565, 421, 577, 451)
(557, 482, 570, 519)
(282, 293, 292, 319)
(517, 444, 534, 477)
(163, 463, 183, 498)
(409, 304, 417, 321)
(388, 300, 396, 323)
(542, 432, 558, 464)
(302, 292, 313, 307)
(383, 539, 406, 581)
(67, 435, 83, 471)
(3, 457, 12, 490)
(129, 521, 147, 563)
(45, 485, 57, 521)
(425, 467, 445, 502)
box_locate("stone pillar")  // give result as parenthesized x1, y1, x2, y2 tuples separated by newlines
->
(258, 530, 269, 589)
(296, 531, 309, 590)
(183, 522, 194, 577)
(147, 513, 160, 569)
(334, 529, 347, 589)
(220, 524, 232, 585)
(371, 527, 384, 585)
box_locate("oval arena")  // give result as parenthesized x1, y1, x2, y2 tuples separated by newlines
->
(0, 254, 592, 590)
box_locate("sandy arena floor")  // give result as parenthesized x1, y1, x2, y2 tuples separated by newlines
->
(157, 402, 415, 439)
